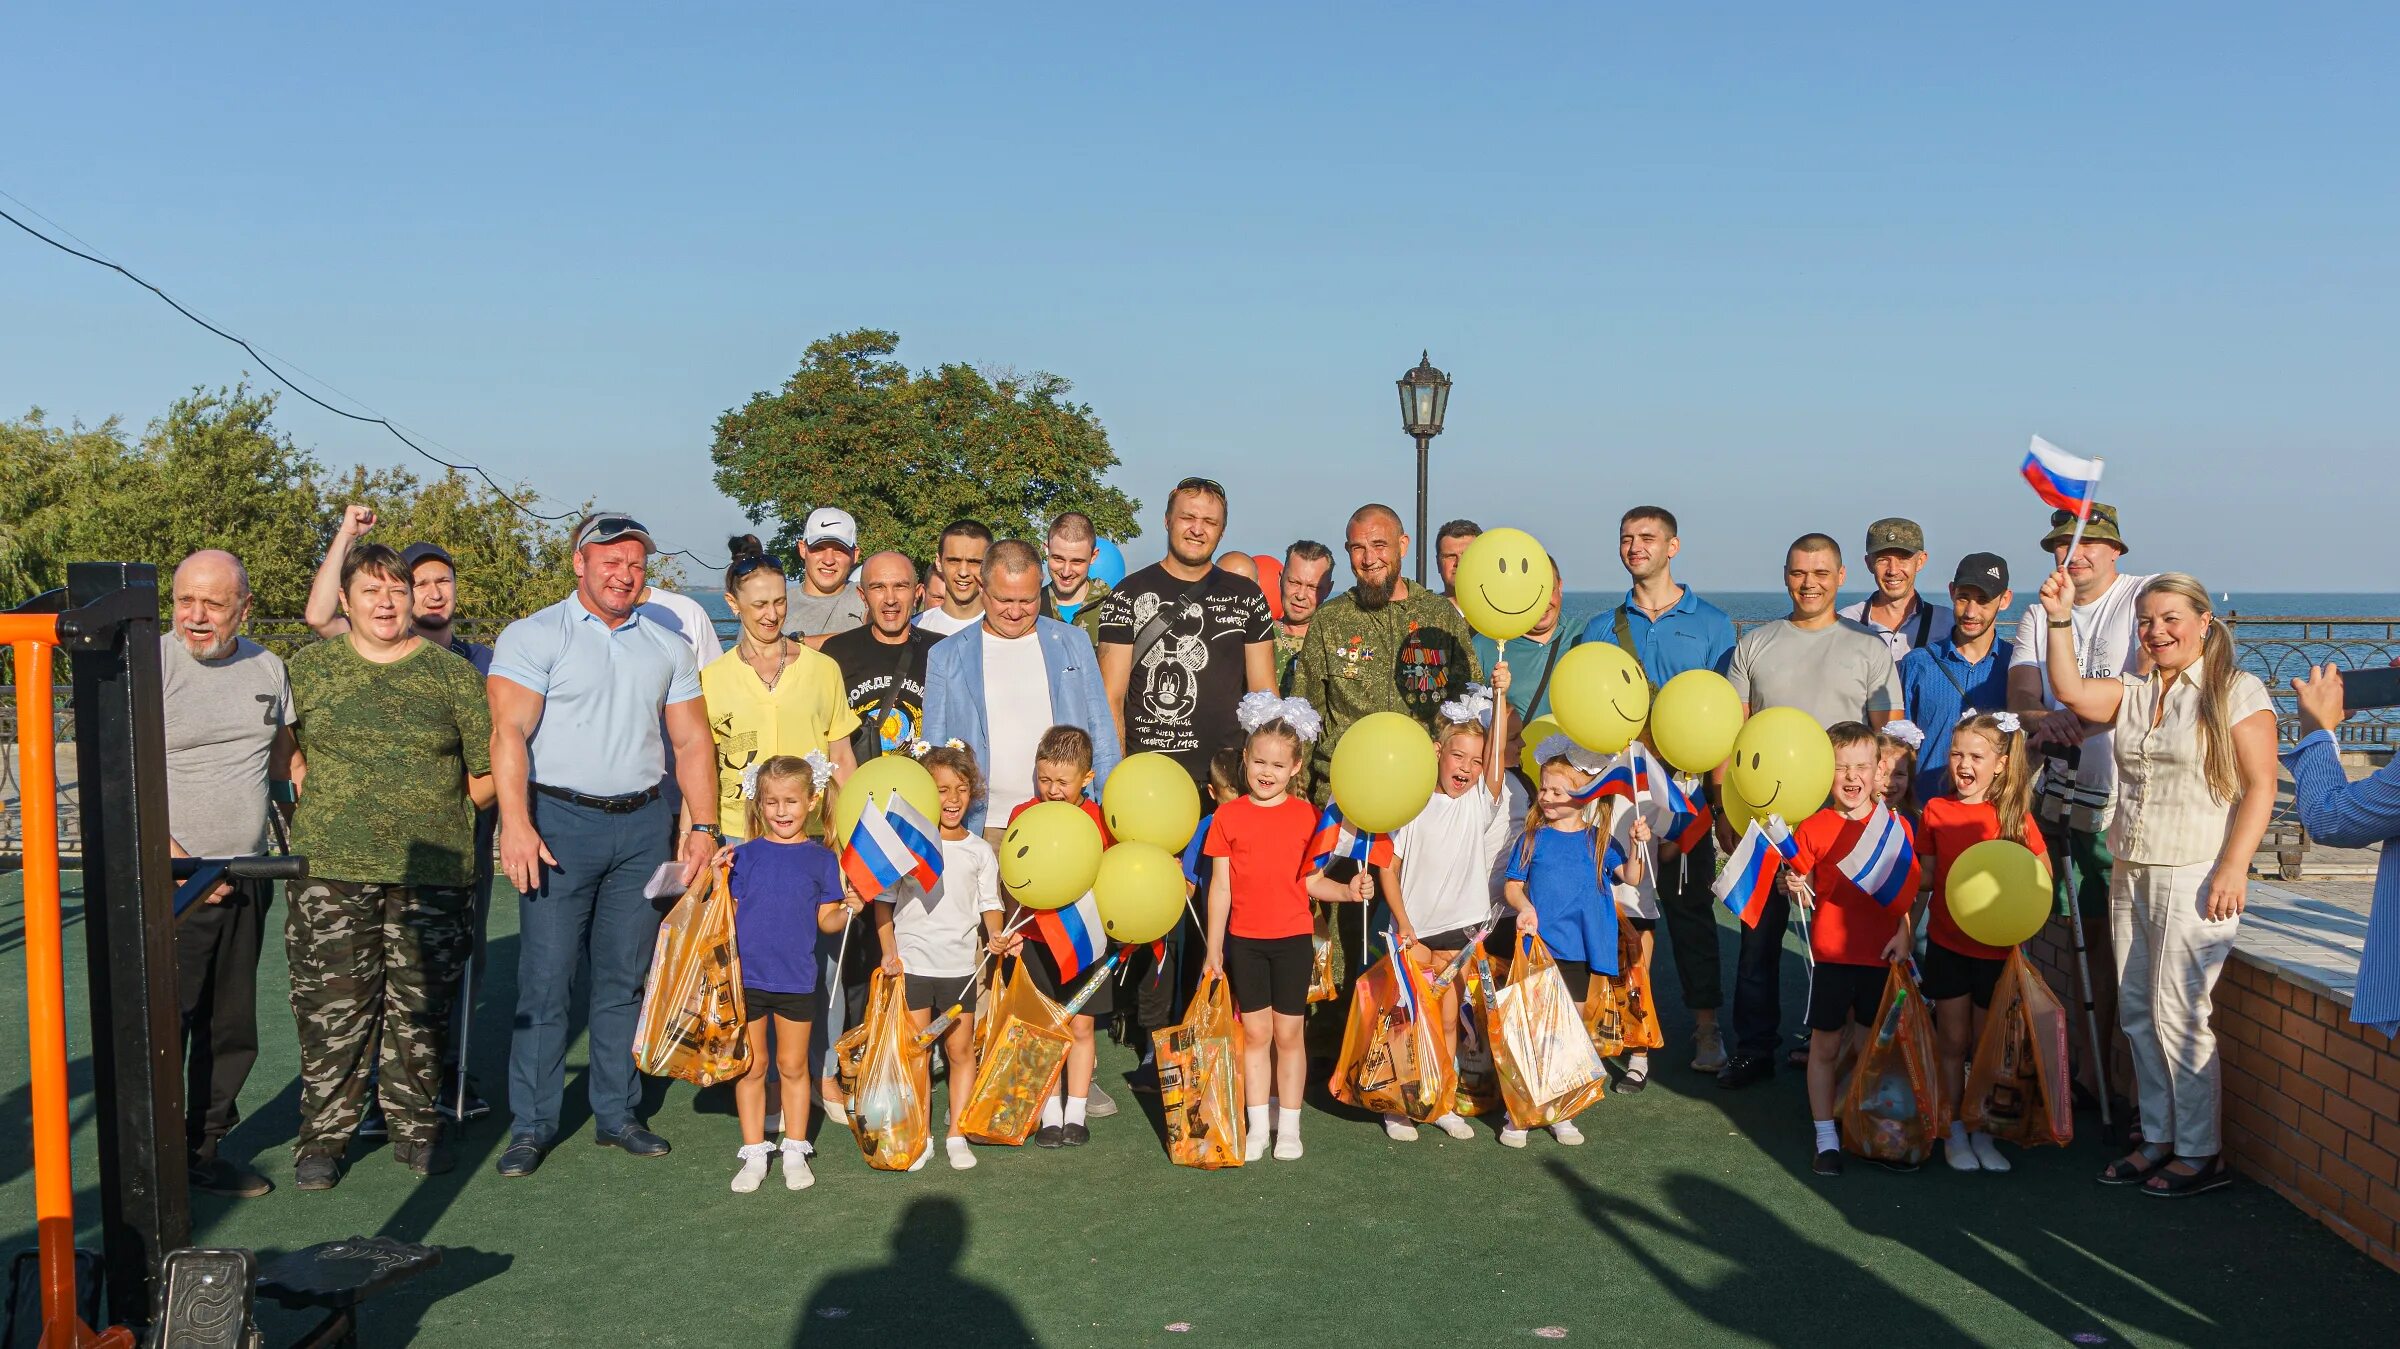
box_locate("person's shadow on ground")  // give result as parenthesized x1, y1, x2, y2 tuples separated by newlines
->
(794, 1196, 1036, 1346)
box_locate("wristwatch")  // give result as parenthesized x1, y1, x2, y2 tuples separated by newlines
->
(2048, 618, 2074, 629)
(691, 823, 723, 842)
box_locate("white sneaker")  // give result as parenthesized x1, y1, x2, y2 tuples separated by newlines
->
(1551, 1120, 1585, 1146)
(1946, 1137, 1983, 1172)
(1382, 1115, 1420, 1142)
(1274, 1131, 1303, 1161)
(1691, 1029, 1728, 1073)
(908, 1146, 928, 1172)
(1088, 1083, 1120, 1119)
(730, 1142, 774, 1194)
(1498, 1127, 1529, 1149)
(1433, 1113, 1476, 1141)
(947, 1136, 977, 1170)
(1244, 1129, 1270, 1163)
(782, 1141, 816, 1190)
(820, 1099, 849, 1127)
(1968, 1131, 2011, 1173)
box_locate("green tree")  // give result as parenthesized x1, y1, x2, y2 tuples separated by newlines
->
(0, 410, 127, 602)
(710, 328, 1141, 564)
(322, 465, 581, 624)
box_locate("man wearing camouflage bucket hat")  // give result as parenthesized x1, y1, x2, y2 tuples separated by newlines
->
(1837, 516, 1951, 660)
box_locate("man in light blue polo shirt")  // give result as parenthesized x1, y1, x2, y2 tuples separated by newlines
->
(486, 511, 719, 1178)
(1576, 505, 1738, 1072)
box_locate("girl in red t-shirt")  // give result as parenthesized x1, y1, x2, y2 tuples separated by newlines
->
(1204, 693, 1370, 1162)
(1919, 711, 2047, 1174)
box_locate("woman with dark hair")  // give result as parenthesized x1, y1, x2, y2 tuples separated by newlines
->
(701, 536, 861, 841)
(2040, 570, 2277, 1197)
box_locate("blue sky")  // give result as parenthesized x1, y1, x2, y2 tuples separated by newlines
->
(5, 3, 2394, 594)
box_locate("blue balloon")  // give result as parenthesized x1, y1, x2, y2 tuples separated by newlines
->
(1089, 538, 1128, 591)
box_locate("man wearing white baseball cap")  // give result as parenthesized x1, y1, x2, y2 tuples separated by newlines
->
(785, 506, 867, 644)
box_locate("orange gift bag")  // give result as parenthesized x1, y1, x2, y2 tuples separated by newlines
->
(1837, 960, 1944, 1166)
(1307, 906, 1341, 1004)
(632, 865, 751, 1087)
(956, 957, 1074, 1146)
(1331, 950, 1455, 1121)
(847, 970, 932, 1171)
(1582, 974, 1627, 1059)
(1479, 935, 1608, 1129)
(1612, 923, 1665, 1051)
(1961, 950, 2074, 1148)
(1159, 971, 1247, 1168)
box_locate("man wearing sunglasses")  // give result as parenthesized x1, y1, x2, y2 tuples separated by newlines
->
(486, 511, 720, 1177)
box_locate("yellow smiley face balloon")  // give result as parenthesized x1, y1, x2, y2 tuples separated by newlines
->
(1453, 527, 1555, 642)
(1548, 642, 1651, 754)
(1946, 839, 2054, 947)
(1091, 841, 1187, 944)
(1721, 708, 1834, 835)
(1101, 752, 1202, 852)
(996, 801, 1104, 911)
(1649, 670, 1744, 775)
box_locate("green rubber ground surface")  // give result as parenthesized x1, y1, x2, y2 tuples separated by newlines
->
(2, 872, 2391, 1346)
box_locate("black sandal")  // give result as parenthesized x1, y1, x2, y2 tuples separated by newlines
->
(1617, 1063, 1649, 1094)
(2097, 1151, 2165, 1185)
(2142, 1156, 2232, 1198)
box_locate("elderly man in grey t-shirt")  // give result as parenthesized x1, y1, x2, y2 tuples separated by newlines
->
(1717, 532, 1902, 1091)
(161, 549, 296, 1198)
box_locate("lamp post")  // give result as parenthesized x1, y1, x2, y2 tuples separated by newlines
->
(1395, 351, 1452, 586)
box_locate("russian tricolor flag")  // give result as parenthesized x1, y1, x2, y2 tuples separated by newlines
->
(1307, 801, 1393, 875)
(2022, 435, 2103, 518)
(1713, 816, 1797, 928)
(1835, 804, 1918, 909)
(1574, 752, 1645, 805)
(1387, 927, 1427, 1023)
(1037, 894, 1108, 981)
(840, 796, 944, 899)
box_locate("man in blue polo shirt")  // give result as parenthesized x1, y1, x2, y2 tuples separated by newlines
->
(1577, 505, 1738, 1072)
(486, 511, 720, 1178)
(1898, 553, 2016, 801)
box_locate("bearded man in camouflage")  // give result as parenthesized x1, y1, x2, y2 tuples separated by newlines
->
(283, 542, 494, 1189)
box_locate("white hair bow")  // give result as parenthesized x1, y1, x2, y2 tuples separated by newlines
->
(1236, 691, 1324, 742)
(1883, 719, 1925, 750)
(1532, 733, 1609, 774)
(1439, 683, 1496, 729)
(802, 750, 835, 791)
(1993, 711, 2021, 735)
(739, 760, 761, 801)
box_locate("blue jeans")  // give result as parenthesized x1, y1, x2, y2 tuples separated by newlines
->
(1731, 892, 1793, 1061)
(507, 793, 668, 1142)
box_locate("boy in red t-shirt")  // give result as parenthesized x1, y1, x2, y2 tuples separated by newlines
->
(1785, 721, 1922, 1177)
(1204, 693, 1369, 1162)
(993, 726, 1116, 1147)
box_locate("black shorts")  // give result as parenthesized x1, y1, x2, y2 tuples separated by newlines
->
(1805, 962, 1886, 1033)
(1417, 921, 1485, 953)
(1024, 941, 1115, 1019)
(1225, 934, 1313, 1016)
(1623, 916, 1657, 935)
(1921, 943, 2005, 1009)
(743, 986, 823, 1023)
(905, 973, 976, 1015)
(1549, 958, 1592, 1004)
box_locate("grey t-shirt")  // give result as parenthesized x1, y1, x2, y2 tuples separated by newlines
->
(785, 583, 867, 638)
(1727, 617, 1904, 728)
(160, 635, 293, 857)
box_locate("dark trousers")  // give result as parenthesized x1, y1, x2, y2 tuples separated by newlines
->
(1654, 836, 1724, 1015)
(174, 880, 266, 1163)
(508, 794, 670, 1143)
(1732, 892, 1793, 1060)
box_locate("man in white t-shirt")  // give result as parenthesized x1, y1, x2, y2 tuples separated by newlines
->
(2008, 503, 2151, 1111)
(1835, 517, 1951, 660)
(915, 520, 993, 637)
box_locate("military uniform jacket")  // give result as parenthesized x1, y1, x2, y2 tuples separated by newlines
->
(1285, 585, 1481, 800)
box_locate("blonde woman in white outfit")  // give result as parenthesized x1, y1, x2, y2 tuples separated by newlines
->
(2038, 570, 2276, 1198)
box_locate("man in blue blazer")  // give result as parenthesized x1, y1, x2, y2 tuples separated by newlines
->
(923, 539, 1122, 836)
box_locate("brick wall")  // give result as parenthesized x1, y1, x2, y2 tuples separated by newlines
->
(2025, 918, 2400, 1273)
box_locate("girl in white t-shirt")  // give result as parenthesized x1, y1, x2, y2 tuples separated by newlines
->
(1385, 667, 1514, 1143)
(872, 744, 1003, 1171)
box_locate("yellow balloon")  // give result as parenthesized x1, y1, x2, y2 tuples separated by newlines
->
(1947, 840, 2055, 948)
(829, 754, 941, 843)
(1649, 670, 1744, 775)
(1453, 527, 1556, 641)
(1329, 711, 1438, 833)
(1722, 708, 1834, 832)
(1092, 841, 1187, 944)
(1520, 715, 1565, 781)
(1548, 642, 1651, 754)
(1101, 752, 1202, 852)
(996, 801, 1104, 911)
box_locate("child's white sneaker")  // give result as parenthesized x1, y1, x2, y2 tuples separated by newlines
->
(1274, 1132, 1304, 1161)
(947, 1136, 977, 1170)
(1945, 1122, 1981, 1171)
(1382, 1114, 1419, 1142)
(1433, 1113, 1476, 1140)
(820, 1099, 848, 1127)
(731, 1141, 774, 1193)
(1244, 1129, 1269, 1163)
(1968, 1131, 2011, 1172)
(782, 1139, 816, 1190)
(1551, 1120, 1585, 1146)
(1498, 1127, 1529, 1149)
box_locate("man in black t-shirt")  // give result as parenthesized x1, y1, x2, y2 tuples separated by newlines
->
(1095, 476, 1277, 790)
(820, 551, 940, 762)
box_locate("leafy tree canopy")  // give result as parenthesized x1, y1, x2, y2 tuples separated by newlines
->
(710, 328, 1141, 566)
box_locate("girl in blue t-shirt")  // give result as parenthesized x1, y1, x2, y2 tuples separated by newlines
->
(725, 754, 852, 1194)
(1500, 737, 1649, 1148)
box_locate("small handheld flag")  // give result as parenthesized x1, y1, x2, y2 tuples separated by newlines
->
(1574, 752, 1645, 805)
(1036, 894, 1108, 981)
(2021, 435, 2104, 518)
(1834, 803, 1917, 909)
(1713, 817, 1797, 928)
(1306, 801, 1393, 874)
(840, 796, 944, 899)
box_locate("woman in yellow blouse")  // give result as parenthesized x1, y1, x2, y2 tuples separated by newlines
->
(702, 536, 860, 840)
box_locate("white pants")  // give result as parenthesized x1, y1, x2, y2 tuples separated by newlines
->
(2111, 859, 2240, 1156)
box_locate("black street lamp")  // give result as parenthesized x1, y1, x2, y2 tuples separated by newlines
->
(1395, 351, 1452, 585)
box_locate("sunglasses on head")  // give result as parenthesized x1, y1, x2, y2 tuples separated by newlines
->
(725, 551, 781, 582)
(1174, 476, 1226, 499)
(575, 514, 649, 549)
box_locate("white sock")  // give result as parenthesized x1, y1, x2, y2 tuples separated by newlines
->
(1949, 1121, 1973, 1150)
(1628, 1053, 1649, 1075)
(1277, 1107, 1301, 1138)
(1813, 1119, 1838, 1153)
(1247, 1104, 1269, 1135)
(1041, 1095, 1064, 1129)
(1065, 1096, 1089, 1127)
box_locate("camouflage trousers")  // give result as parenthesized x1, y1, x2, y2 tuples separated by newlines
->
(285, 878, 473, 1157)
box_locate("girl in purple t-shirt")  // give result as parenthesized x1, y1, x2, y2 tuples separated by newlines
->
(725, 754, 851, 1194)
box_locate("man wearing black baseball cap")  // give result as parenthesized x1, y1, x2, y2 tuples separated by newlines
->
(1898, 552, 2015, 801)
